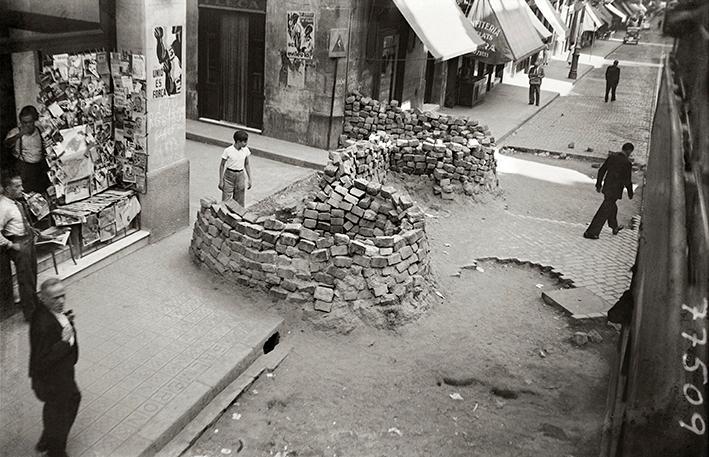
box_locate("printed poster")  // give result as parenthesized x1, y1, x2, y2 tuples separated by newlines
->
(131, 53, 146, 80)
(151, 25, 183, 98)
(82, 213, 100, 246)
(287, 12, 314, 60)
(65, 177, 91, 204)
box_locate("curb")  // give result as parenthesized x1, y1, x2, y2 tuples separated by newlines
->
(186, 132, 325, 171)
(155, 342, 293, 457)
(503, 146, 606, 164)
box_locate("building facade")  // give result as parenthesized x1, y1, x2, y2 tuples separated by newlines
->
(186, 0, 443, 150)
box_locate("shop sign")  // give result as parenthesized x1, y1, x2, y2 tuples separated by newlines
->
(466, 0, 512, 65)
(470, 19, 510, 64)
(198, 0, 266, 13)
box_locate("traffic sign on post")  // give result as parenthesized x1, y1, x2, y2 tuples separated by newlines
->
(328, 28, 348, 58)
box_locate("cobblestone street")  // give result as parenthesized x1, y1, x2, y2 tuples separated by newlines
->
(425, 30, 665, 311)
(503, 32, 672, 164)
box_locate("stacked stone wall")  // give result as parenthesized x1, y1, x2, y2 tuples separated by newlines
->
(341, 92, 498, 198)
(190, 138, 431, 329)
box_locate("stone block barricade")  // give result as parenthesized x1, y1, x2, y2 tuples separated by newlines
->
(341, 92, 499, 199)
(190, 139, 432, 330)
(190, 94, 501, 329)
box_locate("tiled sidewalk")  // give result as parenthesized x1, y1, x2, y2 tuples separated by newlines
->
(0, 227, 282, 457)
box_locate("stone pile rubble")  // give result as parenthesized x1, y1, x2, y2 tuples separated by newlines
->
(342, 92, 498, 198)
(190, 137, 431, 329)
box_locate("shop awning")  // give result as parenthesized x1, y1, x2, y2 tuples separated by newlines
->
(531, 0, 569, 37)
(619, 1, 641, 16)
(584, 4, 605, 29)
(525, 4, 553, 40)
(391, 0, 484, 61)
(0, 8, 113, 54)
(606, 2, 628, 21)
(466, 0, 546, 65)
(592, 4, 615, 25)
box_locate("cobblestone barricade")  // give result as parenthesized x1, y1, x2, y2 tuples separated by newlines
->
(341, 92, 498, 198)
(190, 138, 432, 329)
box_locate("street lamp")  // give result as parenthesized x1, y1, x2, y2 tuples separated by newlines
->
(568, 0, 587, 79)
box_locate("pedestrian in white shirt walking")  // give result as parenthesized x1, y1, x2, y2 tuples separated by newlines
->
(219, 130, 253, 207)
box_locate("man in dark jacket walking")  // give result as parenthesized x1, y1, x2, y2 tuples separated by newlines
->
(584, 143, 634, 239)
(29, 278, 81, 457)
(605, 60, 621, 102)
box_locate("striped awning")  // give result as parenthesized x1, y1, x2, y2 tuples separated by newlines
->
(606, 2, 628, 21)
(583, 4, 604, 31)
(525, 2, 553, 40)
(531, 0, 570, 37)
(391, 0, 484, 61)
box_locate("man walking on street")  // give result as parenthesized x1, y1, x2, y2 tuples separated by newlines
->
(0, 173, 38, 321)
(605, 60, 621, 102)
(30, 278, 81, 457)
(528, 63, 545, 106)
(584, 143, 635, 239)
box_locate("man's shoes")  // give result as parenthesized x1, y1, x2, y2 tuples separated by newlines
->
(536, 103, 539, 106)
(605, 99, 608, 102)
(612, 225, 625, 235)
(583, 233, 599, 240)
(528, 102, 534, 105)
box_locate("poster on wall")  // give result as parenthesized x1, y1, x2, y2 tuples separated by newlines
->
(151, 25, 183, 99)
(287, 11, 315, 60)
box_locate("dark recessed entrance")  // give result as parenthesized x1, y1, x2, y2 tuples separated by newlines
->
(198, 1, 265, 130)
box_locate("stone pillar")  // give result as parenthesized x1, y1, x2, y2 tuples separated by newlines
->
(116, 0, 190, 241)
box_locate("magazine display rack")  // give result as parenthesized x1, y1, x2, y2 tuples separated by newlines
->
(32, 49, 149, 259)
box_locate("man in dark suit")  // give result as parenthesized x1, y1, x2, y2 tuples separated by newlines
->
(29, 278, 81, 457)
(584, 142, 635, 239)
(605, 60, 621, 102)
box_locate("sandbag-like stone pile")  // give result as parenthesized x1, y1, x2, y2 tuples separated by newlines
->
(342, 92, 498, 198)
(190, 138, 432, 330)
(303, 138, 424, 237)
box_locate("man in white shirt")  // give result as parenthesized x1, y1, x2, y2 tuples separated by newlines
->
(29, 278, 80, 457)
(219, 130, 253, 207)
(0, 173, 37, 321)
(3, 105, 50, 194)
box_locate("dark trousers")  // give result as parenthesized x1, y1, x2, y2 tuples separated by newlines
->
(529, 84, 541, 105)
(605, 81, 618, 101)
(33, 379, 81, 457)
(586, 195, 619, 236)
(17, 160, 50, 194)
(0, 239, 37, 319)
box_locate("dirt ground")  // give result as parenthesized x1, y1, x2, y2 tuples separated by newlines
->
(186, 168, 620, 457)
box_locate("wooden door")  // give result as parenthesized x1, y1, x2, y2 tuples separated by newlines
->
(246, 13, 265, 129)
(198, 9, 265, 129)
(198, 9, 222, 120)
(375, 32, 399, 102)
(220, 12, 250, 126)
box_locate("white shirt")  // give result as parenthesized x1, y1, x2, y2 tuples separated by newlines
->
(53, 312, 75, 346)
(222, 145, 251, 171)
(0, 195, 26, 238)
(6, 127, 44, 163)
